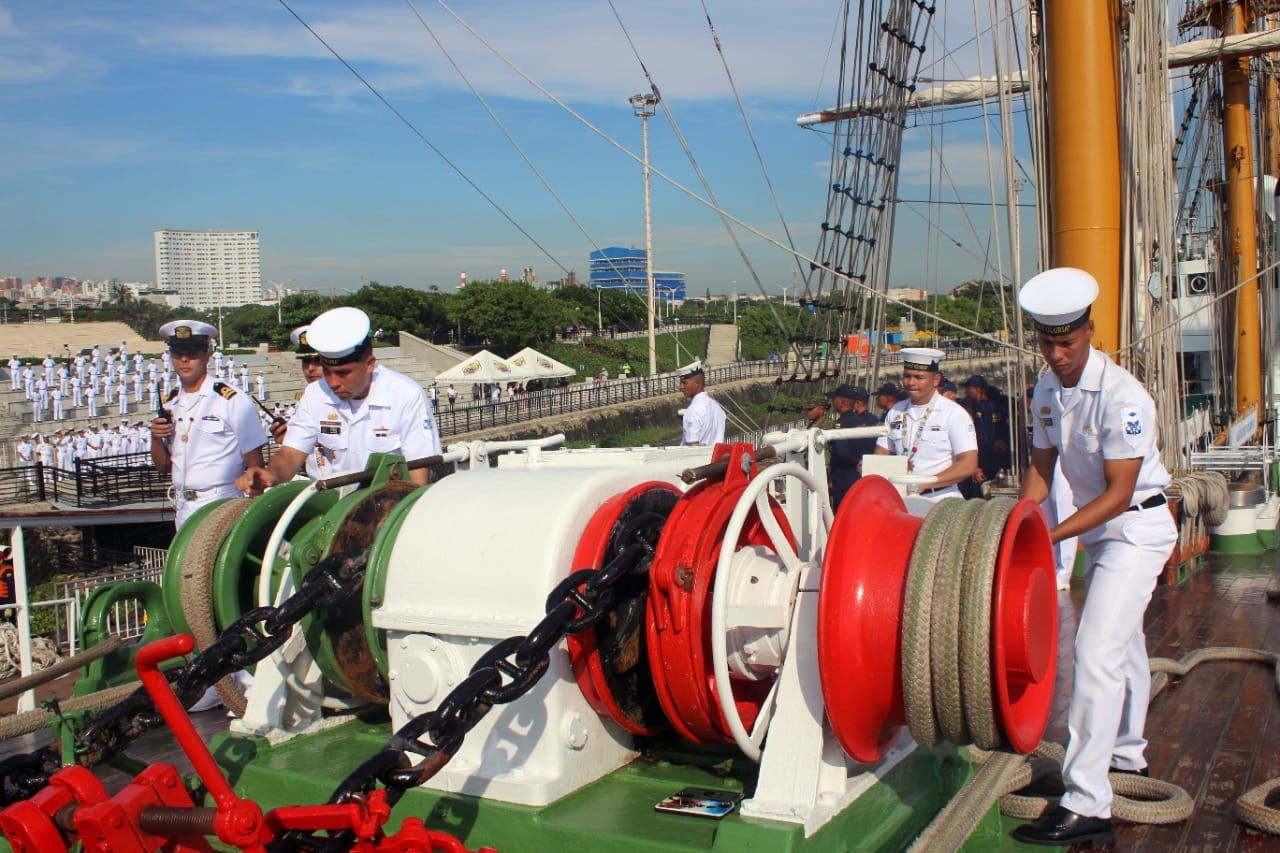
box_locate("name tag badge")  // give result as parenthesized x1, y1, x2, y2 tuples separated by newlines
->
(373, 427, 390, 439)
(1039, 417, 1054, 427)
(320, 424, 342, 436)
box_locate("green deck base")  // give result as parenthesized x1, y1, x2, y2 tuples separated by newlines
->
(208, 720, 1055, 852)
(1209, 532, 1266, 555)
(1257, 527, 1277, 550)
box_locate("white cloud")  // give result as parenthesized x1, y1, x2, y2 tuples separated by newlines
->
(128, 1, 840, 105)
(0, 5, 109, 85)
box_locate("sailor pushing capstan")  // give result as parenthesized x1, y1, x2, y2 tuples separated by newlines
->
(236, 306, 442, 494)
(1011, 267, 1176, 847)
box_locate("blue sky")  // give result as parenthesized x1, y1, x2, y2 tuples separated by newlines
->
(0, 0, 1031, 297)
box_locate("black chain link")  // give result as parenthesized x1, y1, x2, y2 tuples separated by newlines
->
(0, 549, 370, 803)
(295, 512, 666, 853)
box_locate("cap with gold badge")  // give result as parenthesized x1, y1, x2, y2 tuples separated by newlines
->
(289, 325, 317, 359)
(158, 320, 217, 355)
(900, 347, 945, 372)
(1018, 267, 1100, 335)
(306, 307, 372, 366)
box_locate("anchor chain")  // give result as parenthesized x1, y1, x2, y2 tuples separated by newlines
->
(0, 549, 370, 803)
(299, 511, 667, 853)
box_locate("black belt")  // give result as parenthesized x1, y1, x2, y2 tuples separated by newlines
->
(1126, 494, 1166, 513)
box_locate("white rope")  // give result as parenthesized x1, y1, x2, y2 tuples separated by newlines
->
(0, 622, 59, 681)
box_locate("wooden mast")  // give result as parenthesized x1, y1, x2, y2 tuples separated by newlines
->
(1213, 0, 1263, 417)
(1043, 0, 1123, 352)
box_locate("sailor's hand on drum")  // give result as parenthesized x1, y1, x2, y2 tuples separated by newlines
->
(150, 417, 174, 440)
(236, 466, 276, 496)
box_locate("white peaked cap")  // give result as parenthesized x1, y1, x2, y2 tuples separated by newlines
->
(1018, 267, 1099, 332)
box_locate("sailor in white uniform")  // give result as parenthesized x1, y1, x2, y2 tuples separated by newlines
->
(237, 308, 440, 493)
(1011, 268, 1176, 847)
(149, 320, 268, 529)
(678, 360, 727, 446)
(269, 325, 329, 479)
(873, 347, 978, 500)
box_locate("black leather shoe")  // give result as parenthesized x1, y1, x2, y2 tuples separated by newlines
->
(1011, 805, 1115, 846)
(1011, 769, 1065, 798)
(1110, 766, 1149, 777)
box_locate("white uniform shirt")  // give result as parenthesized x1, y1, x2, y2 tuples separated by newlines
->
(681, 391, 727, 446)
(283, 364, 441, 476)
(876, 391, 978, 497)
(1031, 346, 1171, 518)
(166, 376, 269, 493)
(16, 441, 32, 463)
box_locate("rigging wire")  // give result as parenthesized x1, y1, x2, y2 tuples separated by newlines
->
(602, 0, 794, 356)
(698, 0, 811, 288)
(400, 0, 691, 357)
(272, 0, 570, 277)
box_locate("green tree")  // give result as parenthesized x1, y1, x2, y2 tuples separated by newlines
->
(448, 280, 569, 354)
(346, 283, 451, 341)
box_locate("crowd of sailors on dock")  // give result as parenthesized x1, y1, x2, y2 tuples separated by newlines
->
(7, 344, 270, 424)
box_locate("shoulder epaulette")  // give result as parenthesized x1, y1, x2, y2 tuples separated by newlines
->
(213, 381, 238, 400)
(294, 390, 305, 401)
(164, 388, 178, 403)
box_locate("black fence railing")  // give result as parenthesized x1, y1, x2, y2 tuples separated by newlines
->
(0, 452, 170, 508)
(435, 360, 779, 436)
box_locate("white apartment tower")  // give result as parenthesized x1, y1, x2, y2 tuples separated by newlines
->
(154, 229, 262, 310)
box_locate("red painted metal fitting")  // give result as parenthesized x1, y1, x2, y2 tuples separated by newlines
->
(75, 764, 205, 853)
(377, 817, 498, 852)
(0, 765, 108, 853)
(646, 443, 796, 744)
(568, 480, 680, 736)
(818, 478, 1057, 762)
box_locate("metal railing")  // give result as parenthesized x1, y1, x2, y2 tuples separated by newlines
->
(0, 451, 168, 507)
(436, 360, 779, 436)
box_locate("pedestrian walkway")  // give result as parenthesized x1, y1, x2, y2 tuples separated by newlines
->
(705, 324, 739, 366)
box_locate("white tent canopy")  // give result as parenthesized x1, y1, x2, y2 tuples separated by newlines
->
(508, 347, 575, 380)
(434, 349, 532, 383)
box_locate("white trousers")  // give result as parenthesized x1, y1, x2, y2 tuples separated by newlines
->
(175, 485, 242, 530)
(1060, 505, 1177, 818)
(1043, 464, 1079, 586)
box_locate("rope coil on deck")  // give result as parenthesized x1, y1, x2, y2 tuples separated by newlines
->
(974, 645, 1280, 834)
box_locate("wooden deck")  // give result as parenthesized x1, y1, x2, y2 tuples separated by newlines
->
(1048, 550, 1280, 852)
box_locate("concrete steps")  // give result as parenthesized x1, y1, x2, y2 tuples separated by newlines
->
(705, 324, 739, 366)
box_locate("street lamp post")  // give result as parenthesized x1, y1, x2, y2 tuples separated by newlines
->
(631, 91, 660, 376)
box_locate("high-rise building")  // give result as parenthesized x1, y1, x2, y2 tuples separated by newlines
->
(589, 247, 686, 301)
(154, 229, 262, 310)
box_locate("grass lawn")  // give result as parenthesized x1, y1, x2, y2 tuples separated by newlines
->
(543, 327, 709, 381)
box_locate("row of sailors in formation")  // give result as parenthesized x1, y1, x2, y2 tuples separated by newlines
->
(13, 359, 271, 422)
(8, 343, 248, 385)
(14, 422, 154, 469)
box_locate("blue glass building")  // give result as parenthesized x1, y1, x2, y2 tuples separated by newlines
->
(589, 247, 686, 301)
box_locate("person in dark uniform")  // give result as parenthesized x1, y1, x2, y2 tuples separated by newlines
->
(826, 385, 880, 509)
(940, 377, 959, 400)
(986, 382, 1013, 473)
(874, 382, 901, 416)
(961, 375, 998, 496)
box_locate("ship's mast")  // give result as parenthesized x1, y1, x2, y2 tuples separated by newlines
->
(1213, 0, 1263, 418)
(1042, 0, 1124, 352)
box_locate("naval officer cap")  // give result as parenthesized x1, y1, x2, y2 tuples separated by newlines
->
(900, 347, 945, 373)
(306, 307, 373, 366)
(289, 325, 317, 358)
(158, 320, 217, 354)
(1019, 267, 1099, 335)
(678, 360, 704, 379)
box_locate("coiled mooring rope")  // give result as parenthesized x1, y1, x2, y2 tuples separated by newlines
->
(1172, 470, 1230, 527)
(901, 498, 1025, 851)
(946, 644, 1280, 842)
